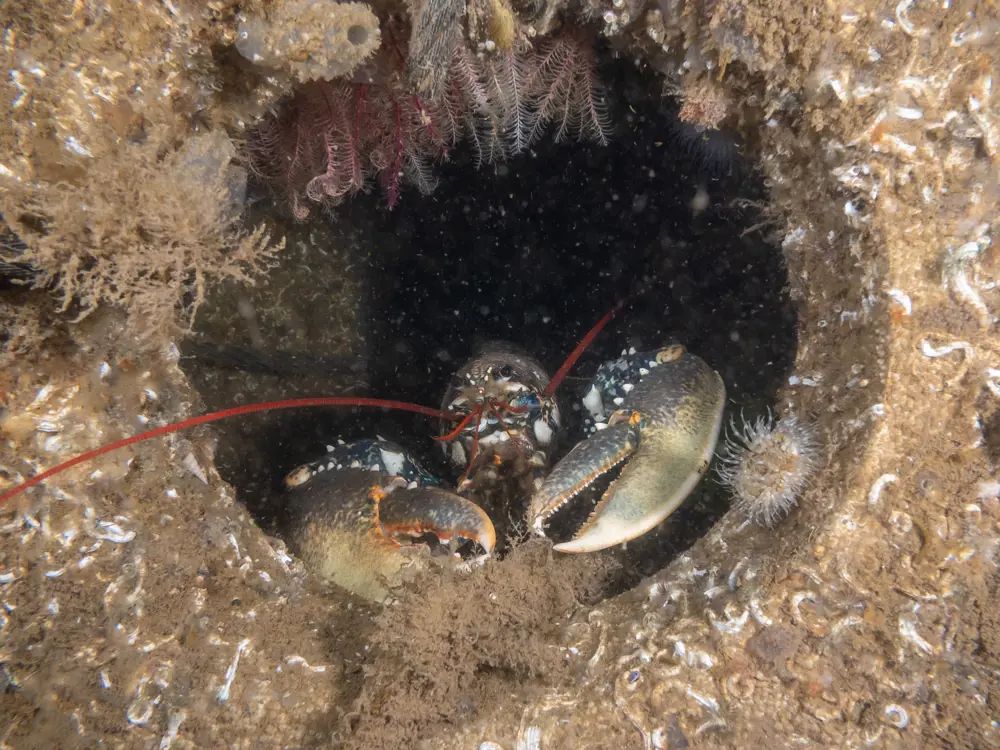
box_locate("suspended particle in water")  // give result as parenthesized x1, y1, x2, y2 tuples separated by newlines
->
(716, 412, 819, 527)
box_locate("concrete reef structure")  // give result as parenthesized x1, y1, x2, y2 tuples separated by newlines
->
(0, 0, 998, 748)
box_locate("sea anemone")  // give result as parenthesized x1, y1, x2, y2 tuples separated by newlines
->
(716, 411, 819, 527)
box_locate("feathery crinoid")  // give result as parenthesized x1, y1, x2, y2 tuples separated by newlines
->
(246, 29, 610, 217)
(364, 82, 450, 207)
(482, 49, 533, 158)
(440, 45, 499, 166)
(472, 32, 610, 164)
(246, 77, 447, 217)
(525, 32, 610, 147)
(245, 80, 365, 220)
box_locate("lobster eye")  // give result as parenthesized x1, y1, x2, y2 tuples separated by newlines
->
(498, 364, 515, 379)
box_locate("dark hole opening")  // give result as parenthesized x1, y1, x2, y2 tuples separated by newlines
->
(181, 50, 797, 596)
(347, 24, 369, 45)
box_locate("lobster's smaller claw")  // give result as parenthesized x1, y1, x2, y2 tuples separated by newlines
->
(283, 467, 495, 602)
(379, 485, 496, 555)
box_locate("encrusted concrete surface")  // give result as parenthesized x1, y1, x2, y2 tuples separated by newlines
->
(1, 0, 998, 748)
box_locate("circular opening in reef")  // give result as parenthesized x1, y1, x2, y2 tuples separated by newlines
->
(182, 43, 797, 595)
(347, 24, 369, 46)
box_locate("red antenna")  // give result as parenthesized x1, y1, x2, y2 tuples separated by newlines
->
(1, 285, 651, 507)
(543, 300, 624, 397)
(0, 397, 459, 506)
(543, 279, 655, 397)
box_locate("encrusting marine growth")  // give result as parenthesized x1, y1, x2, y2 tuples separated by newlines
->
(0, 129, 280, 343)
(246, 24, 611, 217)
(236, 0, 382, 85)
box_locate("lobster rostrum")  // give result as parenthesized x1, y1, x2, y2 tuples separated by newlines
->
(438, 343, 561, 496)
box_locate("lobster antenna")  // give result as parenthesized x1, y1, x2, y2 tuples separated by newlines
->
(0, 397, 460, 506)
(542, 279, 656, 398)
(543, 302, 623, 397)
